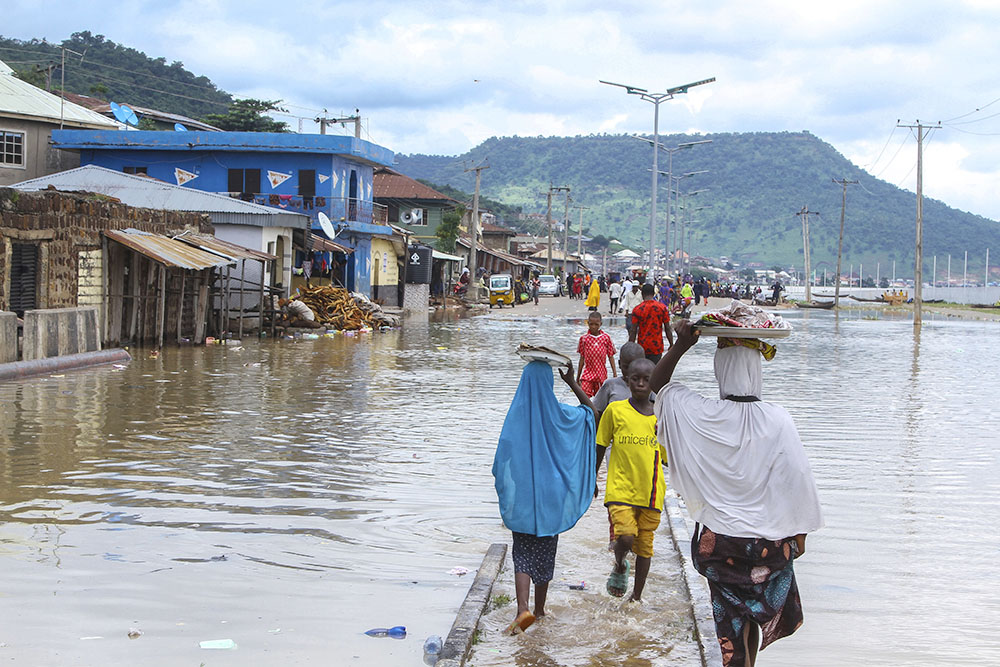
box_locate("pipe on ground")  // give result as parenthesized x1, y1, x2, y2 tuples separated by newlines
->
(0, 348, 132, 382)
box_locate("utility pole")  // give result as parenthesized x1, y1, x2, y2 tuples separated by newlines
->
(546, 185, 570, 273)
(832, 178, 858, 308)
(600, 77, 716, 280)
(464, 160, 489, 301)
(898, 120, 939, 327)
(57, 46, 86, 130)
(316, 110, 361, 138)
(796, 207, 820, 301)
(561, 188, 572, 274)
(574, 205, 589, 260)
(545, 188, 553, 273)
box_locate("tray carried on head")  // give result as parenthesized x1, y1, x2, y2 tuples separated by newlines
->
(693, 325, 791, 339)
(516, 343, 572, 367)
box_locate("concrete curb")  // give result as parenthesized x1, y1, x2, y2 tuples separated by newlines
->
(665, 492, 724, 667)
(436, 543, 507, 667)
(0, 348, 132, 382)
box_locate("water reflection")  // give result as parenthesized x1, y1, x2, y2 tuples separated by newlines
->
(0, 311, 998, 665)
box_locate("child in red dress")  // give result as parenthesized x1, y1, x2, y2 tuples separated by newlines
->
(576, 312, 617, 397)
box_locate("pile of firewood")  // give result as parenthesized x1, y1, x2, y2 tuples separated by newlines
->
(295, 286, 399, 330)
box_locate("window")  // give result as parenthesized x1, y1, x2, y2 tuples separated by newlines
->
(227, 168, 261, 198)
(298, 169, 315, 199)
(1, 130, 24, 167)
(123, 166, 147, 175)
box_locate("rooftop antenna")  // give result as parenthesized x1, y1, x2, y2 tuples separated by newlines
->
(317, 211, 338, 240)
(111, 102, 139, 130)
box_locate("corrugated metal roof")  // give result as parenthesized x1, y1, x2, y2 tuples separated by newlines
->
(373, 167, 458, 201)
(56, 91, 222, 131)
(12, 165, 310, 229)
(105, 229, 233, 270)
(0, 59, 121, 129)
(173, 231, 276, 261)
(309, 232, 354, 254)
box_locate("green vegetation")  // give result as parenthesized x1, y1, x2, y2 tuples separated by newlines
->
(202, 98, 290, 133)
(489, 593, 512, 610)
(436, 205, 464, 252)
(0, 31, 232, 119)
(397, 132, 1000, 272)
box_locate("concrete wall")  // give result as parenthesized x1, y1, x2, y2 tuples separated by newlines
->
(22, 306, 100, 361)
(0, 118, 80, 186)
(0, 311, 16, 363)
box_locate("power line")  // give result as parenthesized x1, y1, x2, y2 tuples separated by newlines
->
(863, 125, 898, 172)
(940, 94, 1000, 123)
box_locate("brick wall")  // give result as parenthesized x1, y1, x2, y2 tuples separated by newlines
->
(0, 188, 212, 312)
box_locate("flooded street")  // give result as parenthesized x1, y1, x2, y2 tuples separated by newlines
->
(1, 305, 999, 665)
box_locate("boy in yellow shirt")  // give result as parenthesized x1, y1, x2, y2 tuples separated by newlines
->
(594, 358, 666, 601)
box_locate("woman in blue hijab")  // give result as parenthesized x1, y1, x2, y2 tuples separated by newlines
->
(493, 360, 597, 634)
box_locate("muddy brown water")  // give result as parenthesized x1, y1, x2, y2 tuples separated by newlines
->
(1, 308, 998, 665)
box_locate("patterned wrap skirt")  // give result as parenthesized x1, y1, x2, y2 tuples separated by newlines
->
(692, 525, 803, 667)
(511, 532, 558, 584)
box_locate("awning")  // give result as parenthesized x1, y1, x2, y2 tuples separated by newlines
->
(432, 249, 464, 262)
(173, 231, 276, 262)
(309, 232, 354, 254)
(104, 229, 233, 270)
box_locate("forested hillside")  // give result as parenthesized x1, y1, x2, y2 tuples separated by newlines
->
(0, 32, 232, 119)
(397, 132, 1000, 273)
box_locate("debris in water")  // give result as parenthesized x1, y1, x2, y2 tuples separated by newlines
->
(200, 638, 237, 649)
(448, 566, 469, 576)
(127, 628, 143, 639)
(364, 626, 406, 638)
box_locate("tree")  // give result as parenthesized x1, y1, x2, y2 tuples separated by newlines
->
(436, 206, 464, 253)
(202, 99, 289, 132)
(13, 64, 50, 89)
(89, 83, 109, 100)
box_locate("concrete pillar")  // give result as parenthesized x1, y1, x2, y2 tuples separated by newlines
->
(22, 307, 101, 361)
(403, 283, 429, 318)
(0, 311, 17, 363)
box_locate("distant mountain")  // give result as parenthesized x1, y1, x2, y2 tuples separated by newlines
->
(396, 132, 1000, 274)
(0, 31, 232, 120)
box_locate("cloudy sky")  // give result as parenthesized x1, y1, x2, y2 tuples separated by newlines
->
(5, 0, 1000, 220)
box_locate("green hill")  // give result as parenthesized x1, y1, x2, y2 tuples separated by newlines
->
(397, 132, 1000, 275)
(0, 31, 232, 119)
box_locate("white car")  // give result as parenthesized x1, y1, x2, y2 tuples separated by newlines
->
(537, 274, 561, 296)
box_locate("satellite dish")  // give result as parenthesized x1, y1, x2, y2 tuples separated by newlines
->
(174, 123, 188, 132)
(120, 105, 139, 126)
(318, 211, 338, 240)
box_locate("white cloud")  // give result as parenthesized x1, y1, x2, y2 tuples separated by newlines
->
(4, 0, 1000, 219)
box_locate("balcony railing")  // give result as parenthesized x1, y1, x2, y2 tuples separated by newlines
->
(250, 194, 388, 226)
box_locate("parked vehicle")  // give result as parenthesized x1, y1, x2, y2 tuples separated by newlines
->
(488, 274, 515, 308)
(538, 274, 561, 296)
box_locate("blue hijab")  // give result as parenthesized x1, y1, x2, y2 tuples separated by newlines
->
(492, 361, 596, 537)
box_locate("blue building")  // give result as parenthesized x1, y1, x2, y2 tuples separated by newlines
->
(51, 129, 398, 299)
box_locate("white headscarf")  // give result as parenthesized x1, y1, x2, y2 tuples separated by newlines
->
(654, 346, 823, 540)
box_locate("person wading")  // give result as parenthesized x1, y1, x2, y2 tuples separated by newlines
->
(650, 321, 823, 667)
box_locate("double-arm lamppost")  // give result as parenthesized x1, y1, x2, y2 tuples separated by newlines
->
(601, 77, 716, 279)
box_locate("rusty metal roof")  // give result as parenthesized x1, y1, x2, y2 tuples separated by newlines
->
(173, 231, 276, 262)
(105, 229, 234, 270)
(309, 232, 354, 254)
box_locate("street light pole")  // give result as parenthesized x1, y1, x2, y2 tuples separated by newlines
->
(601, 77, 716, 281)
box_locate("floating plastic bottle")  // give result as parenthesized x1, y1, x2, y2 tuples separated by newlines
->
(423, 635, 442, 654)
(364, 626, 406, 638)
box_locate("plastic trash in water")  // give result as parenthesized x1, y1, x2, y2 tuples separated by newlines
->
(569, 581, 586, 590)
(127, 628, 143, 639)
(364, 626, 406, 638)
(423, 635, 443, 654)
(448, 566, 468, 576)
(200, 638, 237, 649)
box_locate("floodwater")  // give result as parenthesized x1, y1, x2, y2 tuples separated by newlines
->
(1, 308, 998, 665)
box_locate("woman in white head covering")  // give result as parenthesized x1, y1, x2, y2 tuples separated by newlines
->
(650, 320, 822, 667)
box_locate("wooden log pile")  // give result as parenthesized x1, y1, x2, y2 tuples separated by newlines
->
(295, 286, 399, 330)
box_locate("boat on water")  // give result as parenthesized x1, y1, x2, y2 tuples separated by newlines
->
(795, 300, 836, 309)
(848, 294, 883, 303)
